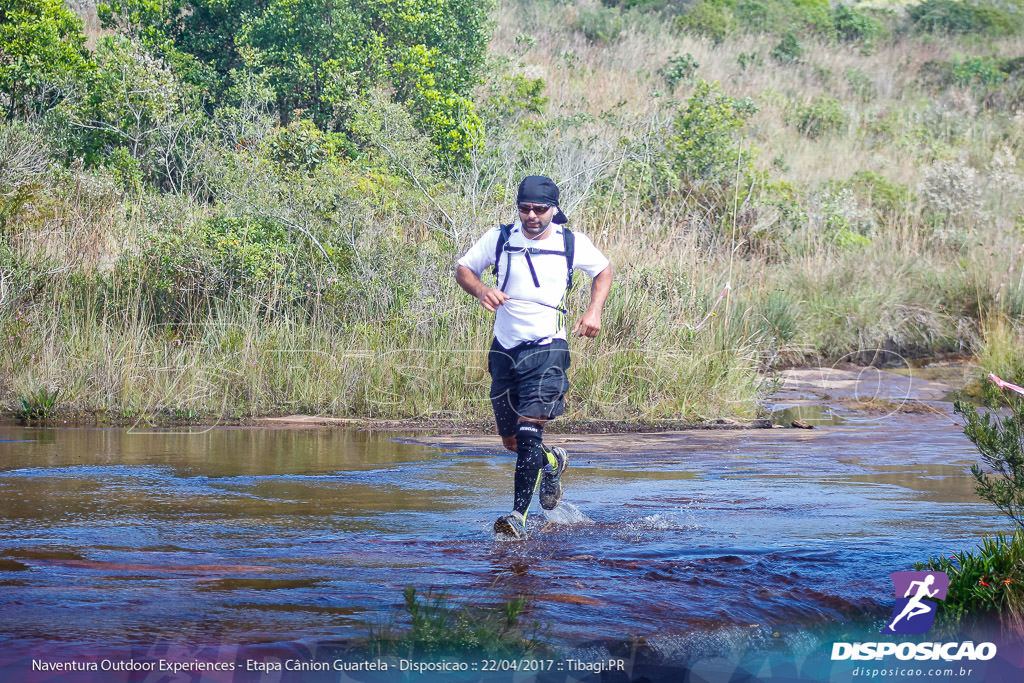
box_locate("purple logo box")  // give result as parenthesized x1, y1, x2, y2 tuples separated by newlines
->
(881, 571, 950, 635)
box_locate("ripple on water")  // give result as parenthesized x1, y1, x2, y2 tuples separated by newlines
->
(0, 465, 175, 480)
(0, 415, 1011, 653)
(632, 512, 704, 532)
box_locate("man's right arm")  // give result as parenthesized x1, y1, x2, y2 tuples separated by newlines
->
(456, 265, 509, 313)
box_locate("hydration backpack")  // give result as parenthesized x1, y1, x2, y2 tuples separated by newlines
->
(492, 223, 576, 293)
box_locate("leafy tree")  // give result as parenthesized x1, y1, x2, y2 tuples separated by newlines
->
(237, 0, 365, 126)
(62, 36, 204, 192)
(0, 0, 93, 119)
(99, 0, 493, 163)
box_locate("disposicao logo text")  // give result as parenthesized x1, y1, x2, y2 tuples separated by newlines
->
(830, 571, 997, 663)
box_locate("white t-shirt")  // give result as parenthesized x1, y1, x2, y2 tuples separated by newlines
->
(458, 221, 610, 348)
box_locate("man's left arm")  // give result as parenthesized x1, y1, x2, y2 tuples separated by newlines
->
(572, 265, 613, 338)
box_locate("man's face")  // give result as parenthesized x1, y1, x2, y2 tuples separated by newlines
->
(518, 203, 554, 237)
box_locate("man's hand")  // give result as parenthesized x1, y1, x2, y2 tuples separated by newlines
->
(573, 265, 612, 338)
(456, 265, 509, 312)
(572, 310, 601, 338)
(478, 288, 510, 312)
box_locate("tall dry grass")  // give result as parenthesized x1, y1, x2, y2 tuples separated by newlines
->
(484, 0, 1024, 369)
(5, 1, 1024, 424)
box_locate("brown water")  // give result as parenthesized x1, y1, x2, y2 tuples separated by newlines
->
(0, 402, 1009, 668)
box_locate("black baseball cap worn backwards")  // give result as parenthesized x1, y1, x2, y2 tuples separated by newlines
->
(517, 175, 568, 224)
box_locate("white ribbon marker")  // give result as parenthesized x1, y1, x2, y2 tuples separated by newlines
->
(678, 282, 731, 331)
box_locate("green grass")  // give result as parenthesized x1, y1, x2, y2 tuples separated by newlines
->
(15, 387, 59, 423)
(918, 533, 1024, 637)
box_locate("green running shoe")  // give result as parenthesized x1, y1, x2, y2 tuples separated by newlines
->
(539, 446, 568, 510)
(494, 510, 527, 540)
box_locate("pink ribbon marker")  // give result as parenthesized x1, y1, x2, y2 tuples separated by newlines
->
(989, 372, 1024, 396)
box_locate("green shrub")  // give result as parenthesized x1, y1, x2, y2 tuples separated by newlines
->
(847, 170, 911, 219)
(600, 0, 670, 10)
(813, 186, 873, 247)
(951, 55, 1007, 87)
(99, 0, 494, 165)
(737, 51, 764, 71)
(792, 95, 847, 138)
(103, 147, 145, 192)
(734, 0, 774, 33)
(120, 211, 314, 321)
(666, 80, 758, 183)
(369, 586, 548, 657)
(908, 0, 1021, 37)
(770, 32, 804, 63)
(268, 118, 346, 173)
(832, 4, 881, 43)
(0, 0, 93, 119)
(922, 399, 1024, 634)
(790, 0, 833, 33)
(733, 0, 834, 36)
(658, 53, 700, 89)
(1001, 56, 1024, 78)
(844, 68, 874, 101)
(576, 5, 626, 43)
(922, 54, 1011, 89)
(918, 533, 1024, 636)
(955, 399, 1024, 528)
(483, 74, 548, 124)
(60, 35, 202, 187)
(676, 0, 734, 44)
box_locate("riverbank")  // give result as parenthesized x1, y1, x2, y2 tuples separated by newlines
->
(1, 358, 978, 433)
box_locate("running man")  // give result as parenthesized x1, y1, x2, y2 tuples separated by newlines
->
(888, 574, 939, 632)
(455, 176, 613, 539)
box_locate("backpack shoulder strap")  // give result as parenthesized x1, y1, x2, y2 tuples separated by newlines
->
(492, 223, 514, 273)
(562, 227, 575, 291)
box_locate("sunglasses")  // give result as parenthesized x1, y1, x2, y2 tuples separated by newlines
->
(517, 203, 552, 215)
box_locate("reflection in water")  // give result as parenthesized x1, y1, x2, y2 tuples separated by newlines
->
(0, 414, 1009, 662)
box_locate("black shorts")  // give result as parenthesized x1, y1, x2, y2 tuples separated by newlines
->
(488, 338, 571, 437)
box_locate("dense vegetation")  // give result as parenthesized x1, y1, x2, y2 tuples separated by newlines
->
(4, 0, 1024, 424)
(918, 397, 1024, 637)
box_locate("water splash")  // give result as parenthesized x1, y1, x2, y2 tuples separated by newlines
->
(634, 511, 703, 532)
(542, 502, 593, 525)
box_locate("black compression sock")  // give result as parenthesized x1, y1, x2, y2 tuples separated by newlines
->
(513, 422, 545, 515)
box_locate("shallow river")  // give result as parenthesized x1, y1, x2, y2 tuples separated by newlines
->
(0, 366, 1017, 680)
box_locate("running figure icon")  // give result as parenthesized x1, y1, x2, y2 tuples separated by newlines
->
(882, 571, 949, 635)
(888, 575, 938, 631)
